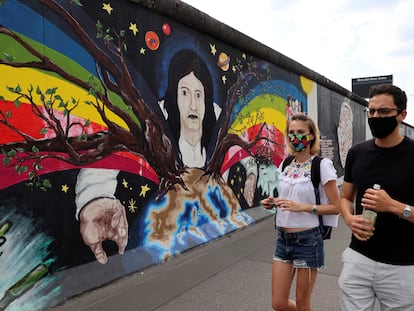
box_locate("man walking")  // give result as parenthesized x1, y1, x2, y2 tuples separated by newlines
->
(339, 84, 414, 310)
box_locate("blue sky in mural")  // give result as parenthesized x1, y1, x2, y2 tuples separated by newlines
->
(0, 1, 95, 75)
(182, 0, 414, 126)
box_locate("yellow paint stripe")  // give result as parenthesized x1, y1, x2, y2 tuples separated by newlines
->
(230, 107, 286, 133)
(300, 76, 315, 94)
(230, 94, 287, 133)
(0, 65, 128, 128)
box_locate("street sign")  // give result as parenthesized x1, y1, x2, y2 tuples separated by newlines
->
(352, 75, 393, 98)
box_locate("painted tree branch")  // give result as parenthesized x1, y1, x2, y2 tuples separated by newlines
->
(205, 62, 279, 176)
(0, 1, 186, 192)
(0, 1, 281, 196)
(36, 0, 184, 186)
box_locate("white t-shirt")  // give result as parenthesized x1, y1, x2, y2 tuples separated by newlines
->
(275, 157, 339, 229)
(179, 137, 206, 168)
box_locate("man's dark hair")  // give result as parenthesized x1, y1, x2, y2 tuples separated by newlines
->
(369, 84, 407, 111)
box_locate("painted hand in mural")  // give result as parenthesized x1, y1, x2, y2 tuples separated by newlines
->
(243, 173, 257, 206)
(79, 198, 128, 264)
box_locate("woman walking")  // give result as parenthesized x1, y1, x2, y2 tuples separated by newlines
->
(262, 113, 340, 311)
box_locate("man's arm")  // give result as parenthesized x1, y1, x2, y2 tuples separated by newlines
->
(341, 181, 374, 240)
(340, 181, 355, 220)
(75, 168, 128, 264)
(75, 168, 120, 219)
(362, 187, 414, 223)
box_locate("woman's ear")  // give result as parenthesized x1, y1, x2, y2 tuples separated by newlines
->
(309, 132, 315, 141)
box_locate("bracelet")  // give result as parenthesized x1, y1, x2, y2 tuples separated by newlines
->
(311, 205, 318, 214)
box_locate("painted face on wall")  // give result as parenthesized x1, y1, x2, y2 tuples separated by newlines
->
(177, 71, 205, 135)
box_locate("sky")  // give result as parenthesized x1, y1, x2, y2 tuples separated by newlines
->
(181, 0, 414, 126)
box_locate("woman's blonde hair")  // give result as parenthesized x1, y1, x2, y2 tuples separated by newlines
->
(285, 113, 320, 155)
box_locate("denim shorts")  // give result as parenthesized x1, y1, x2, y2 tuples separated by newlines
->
(274, 227, 324, 269)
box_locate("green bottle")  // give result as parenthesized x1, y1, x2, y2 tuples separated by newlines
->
(0, 221, 12, 253)
(0, 263, 48, 310)
(0, 221, 12, 237)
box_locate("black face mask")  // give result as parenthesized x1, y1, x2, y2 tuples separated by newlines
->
(368, 116, 398, 138)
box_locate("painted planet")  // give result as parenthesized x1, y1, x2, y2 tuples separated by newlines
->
(162, 23, 171, 36)
(145, 31, 160, 50)
(217, 52, 230, 71)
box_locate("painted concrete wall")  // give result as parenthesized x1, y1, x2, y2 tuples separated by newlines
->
(0, 1, 411, 310)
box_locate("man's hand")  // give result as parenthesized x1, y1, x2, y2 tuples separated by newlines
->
(344, 214, 374, 241)
(362, 187, 392, 213)
(79, 198, 128, 264)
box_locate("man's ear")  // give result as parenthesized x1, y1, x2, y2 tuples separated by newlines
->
(399, 109, 407, 122)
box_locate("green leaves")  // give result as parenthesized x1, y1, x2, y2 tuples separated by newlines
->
(26, 173, 52, 192)
(77, 133, 88, 141)
(6, 84, 22, 93)
(2, 156, 11, 166)
(15, 164, 28, 175)
(96, 20, 113, 42)
(31, 145, 39, 153)
(45, 87, 57, 95)
(25, 159, 51, 191)
(1, 146, 52, 191)
(1, 148, 29, 175)
(2, 148, 15, 166)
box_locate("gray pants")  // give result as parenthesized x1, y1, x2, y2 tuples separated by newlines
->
(338, 247, 414, 311)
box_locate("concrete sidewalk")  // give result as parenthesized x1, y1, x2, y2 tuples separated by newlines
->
(51, 211, 375, 311)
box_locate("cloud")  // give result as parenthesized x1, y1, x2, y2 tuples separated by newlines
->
(182, 0, 414, 125)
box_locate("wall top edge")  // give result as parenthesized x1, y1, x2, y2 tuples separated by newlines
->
(129, 0, 367, 106)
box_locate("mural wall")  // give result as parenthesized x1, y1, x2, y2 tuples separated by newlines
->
(0, 0, 371, 310)
(317, 85, 367, 180)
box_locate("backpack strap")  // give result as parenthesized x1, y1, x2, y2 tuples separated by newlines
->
(310, 156, 327, 234)
(281, 155, 295, 172)
(311, 156, 322, 203)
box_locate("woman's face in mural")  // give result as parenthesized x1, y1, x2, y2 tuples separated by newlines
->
(177, 71, 205, 136)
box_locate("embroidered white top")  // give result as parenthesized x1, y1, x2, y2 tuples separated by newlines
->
(275, 157, 339, 228)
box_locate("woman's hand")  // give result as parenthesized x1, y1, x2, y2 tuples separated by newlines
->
(260, 197, 276, 210)
(274, 198, 304, 212)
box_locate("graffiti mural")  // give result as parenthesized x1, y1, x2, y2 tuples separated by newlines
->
(317, 85, 367, 178)
(0, 0, 314, 309)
